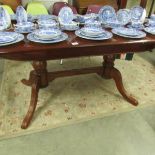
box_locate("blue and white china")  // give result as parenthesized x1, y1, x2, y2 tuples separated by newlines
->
(104, 20, 122, 28)
(58, 6, 74, 24)
(37, 14, 57, 21)
(128, 22, 144, 30)
(0, 6, 11, 29)
(117, 9, 131, 25)
(75, 29, 113, 40)
(27, 32, 68, 44)
(75, 13, 98, 24)
(14, 22, 35, 33)
(34, 29, 62, 40)
(130, 6, 146, 23)
(38, 20, 58, 29)
(61, 21, 79, 31)
(112, 27, 146, 38)
(0, 36, 15, 44)
(146, 19, 155, 27)
(0, 32, 24, 46)
(144, 27, 155, 35)
(150, 14, 155, 21)
(99, 5, 116, 24)
(16, 6, 27, 24)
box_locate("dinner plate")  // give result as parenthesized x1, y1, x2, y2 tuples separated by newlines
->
(112, 28, 146, 38)
(0, 33, 24, 46)
(0, 36, 16, 44)
(75, 29, 113, 40)
(58, 7, 74, 24)
(16, 6, 27, 24)
(117, 9, 131, 25)
(144, 27, 155, 35)
(27, 32, 68, 44)
(80, 27, 105, 37)
(0, 6, 11, 29)
(130, 6, 146, 22)
(99, 5, 116, 23)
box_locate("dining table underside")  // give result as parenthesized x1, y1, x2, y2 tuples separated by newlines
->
(0, 31, 155, 129)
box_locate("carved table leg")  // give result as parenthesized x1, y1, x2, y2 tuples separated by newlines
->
(102, 55, 138, 106)
(21, 61, 48, 129)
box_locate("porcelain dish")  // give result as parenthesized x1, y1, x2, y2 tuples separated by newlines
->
(16, 6, 27, 24)
(34, 29, 62, 40)
(117, 9, 131, 25)
(75, 29, 113, 40)
(130, 6, 146, 23)
(99, 5, 116, 24)
(112, 27, 146, 38)
(27, 32, 68, 43)
(144, 27, 155, 35)
(58, 6, 74, 24)
(0, 32, 24, 46)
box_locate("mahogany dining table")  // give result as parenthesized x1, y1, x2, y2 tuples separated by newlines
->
(0, 31, 155, 129)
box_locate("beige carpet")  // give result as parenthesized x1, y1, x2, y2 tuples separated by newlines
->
(0, 54, 155, 140)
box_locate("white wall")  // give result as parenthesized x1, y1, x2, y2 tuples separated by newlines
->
(22, 0, 69, 10)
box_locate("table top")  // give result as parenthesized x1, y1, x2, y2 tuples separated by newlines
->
(0, 31, 155, 61)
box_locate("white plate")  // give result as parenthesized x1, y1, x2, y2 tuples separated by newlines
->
(112, 28, 146, 38)
(0, 36, 15, 44)
(75, 30, 113, 40)
(0, 33, 24, 46)
(58, 6, 74, 24)
(27, 32, 68, 44)
(99, 5, 116, 23)
(144, 27, 155, 35)
(16, 6, 27, 24)
(117, 9, 131, 25)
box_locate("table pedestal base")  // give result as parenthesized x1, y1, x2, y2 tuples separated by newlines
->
(21, 54, 138, 129)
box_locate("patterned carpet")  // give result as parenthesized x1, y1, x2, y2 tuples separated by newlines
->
(0, 54, 155, 140)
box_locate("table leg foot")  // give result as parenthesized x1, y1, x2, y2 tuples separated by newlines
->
(21, 77, 40, 129)
(102, 55, 138, 106)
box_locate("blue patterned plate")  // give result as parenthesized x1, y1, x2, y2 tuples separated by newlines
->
(27, 32, 68, 44)
(16, 6, 27, 24)
(144, 27, 155, 35)
(58, 7, 74, 24)
(112, 27, 146, 38)
(99, 5, 116, 24)
(130, 6, 146, 22)
(75, 29, 113, 40)
(117, 9, 131, 25)
(0, 33, 24, 46)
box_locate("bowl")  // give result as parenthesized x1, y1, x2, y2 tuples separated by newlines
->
(34, 29, 62, 40)
(15, 22, 34, 31)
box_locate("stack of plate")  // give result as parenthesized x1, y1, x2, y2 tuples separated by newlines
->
(0, 32, 24, 46)
(112, 27, 146, 38)
(75, 27, 113, 40)
(27, 29, 68, 43)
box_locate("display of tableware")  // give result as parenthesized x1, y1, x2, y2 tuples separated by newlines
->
(34, 29, 62, 40)
(61, 21, 79, 31)
(14, 22, 35, 34)
(0, 6, 11, 29)
(16, 6, 27, 24)
(75, 29, 113, 40)
(99, 5, 116, 24)
(117, 9, 131, 25)
(27, 32, 68, 44)
(58, 6, 74, 24)
(130, 6, 146, 23)
(38, 19, 58, 29)
(144, 27, 155, 35)
(0, 32, 24, 46)
(112, 27, 146, 38)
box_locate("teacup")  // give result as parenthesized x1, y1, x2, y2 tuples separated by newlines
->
(14, 22, 34, 31)
(148, 19, 155, 26)
(38, 20, 58, 29)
